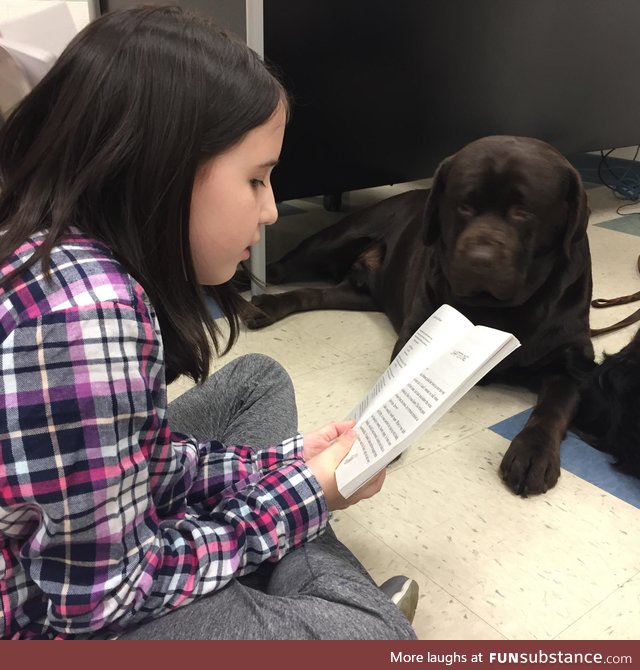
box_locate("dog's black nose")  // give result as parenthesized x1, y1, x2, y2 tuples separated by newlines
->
(466, 244, 497, 271)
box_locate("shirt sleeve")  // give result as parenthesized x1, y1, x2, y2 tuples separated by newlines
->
(182, 433, 305, 513)
(1, 300, 327, 637)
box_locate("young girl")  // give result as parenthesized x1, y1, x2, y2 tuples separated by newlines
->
(0, 6, 417, 640)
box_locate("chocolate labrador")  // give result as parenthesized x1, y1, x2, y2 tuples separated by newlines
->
(242, 135, 595, 496)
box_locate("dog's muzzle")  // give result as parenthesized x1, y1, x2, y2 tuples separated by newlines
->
(447, 220, 522, 302)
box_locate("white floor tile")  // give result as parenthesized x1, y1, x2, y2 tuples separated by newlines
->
(556, 573, 640, 640)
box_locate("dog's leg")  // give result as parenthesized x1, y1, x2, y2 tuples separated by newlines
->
(267, 227, 379, 285)
(244, 240, 386, 329)
(242, 280, 380, 329)
(391, 292, 438, 360)
(499, 373, 580, 496)
(266, 194, 413, 285)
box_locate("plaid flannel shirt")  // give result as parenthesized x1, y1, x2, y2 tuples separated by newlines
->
(0, 233, 327, 639)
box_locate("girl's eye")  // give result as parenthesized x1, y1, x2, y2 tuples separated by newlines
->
(250, 179, 266, 188)
(457, 204, 474, 217)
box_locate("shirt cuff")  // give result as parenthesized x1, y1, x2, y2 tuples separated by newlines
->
(254, 433, 304, 470)
(253, 460, 328, 552)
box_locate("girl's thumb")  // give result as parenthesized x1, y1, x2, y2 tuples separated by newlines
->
(333, 428, 358, 457)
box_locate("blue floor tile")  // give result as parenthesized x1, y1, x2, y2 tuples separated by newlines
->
(490, 408, 640, 509)
(595, 213, 640, 237)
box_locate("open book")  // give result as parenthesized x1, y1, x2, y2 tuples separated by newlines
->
(335, 304, 521, 498)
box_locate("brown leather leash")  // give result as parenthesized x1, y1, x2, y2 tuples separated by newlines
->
(590, 255, 640, 336)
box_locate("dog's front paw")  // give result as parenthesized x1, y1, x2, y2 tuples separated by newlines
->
(236, 295, 276, 330)
(499, 428, 561, 496)
(243, 294, 284, 330)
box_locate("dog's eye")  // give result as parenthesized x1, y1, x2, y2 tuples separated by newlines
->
(457, 204, 474, 217)
(509, 207, 530, 222)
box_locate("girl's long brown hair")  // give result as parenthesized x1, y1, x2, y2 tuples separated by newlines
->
(0, 5, 287, 383)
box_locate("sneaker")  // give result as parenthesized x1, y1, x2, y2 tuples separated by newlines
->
(379, 575, 419, 623)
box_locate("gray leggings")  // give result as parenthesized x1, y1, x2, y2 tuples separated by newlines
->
(121, 354, 416, 640)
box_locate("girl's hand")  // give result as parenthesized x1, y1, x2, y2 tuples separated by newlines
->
(305, 428, 386, 511)
(302, 419, 357, 461)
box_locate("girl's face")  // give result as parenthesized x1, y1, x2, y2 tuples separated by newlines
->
(189, 101, 286, 285)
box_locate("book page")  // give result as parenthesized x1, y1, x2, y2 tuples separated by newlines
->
(346, 304, 474, 424)
(336, 322, 520, 497)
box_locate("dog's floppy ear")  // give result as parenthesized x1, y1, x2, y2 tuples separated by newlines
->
(563, 165, 590, 260)
(423, 156, 452, 245)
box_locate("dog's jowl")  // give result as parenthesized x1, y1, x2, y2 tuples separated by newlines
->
(243, 135, 595, 496)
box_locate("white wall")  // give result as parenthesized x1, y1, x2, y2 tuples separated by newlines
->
(0, 1, 96, 31)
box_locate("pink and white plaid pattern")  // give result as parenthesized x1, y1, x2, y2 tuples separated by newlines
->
(0, 233, 327, 639)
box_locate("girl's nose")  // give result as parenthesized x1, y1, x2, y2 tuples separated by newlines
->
(260, 185, 278, 226)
